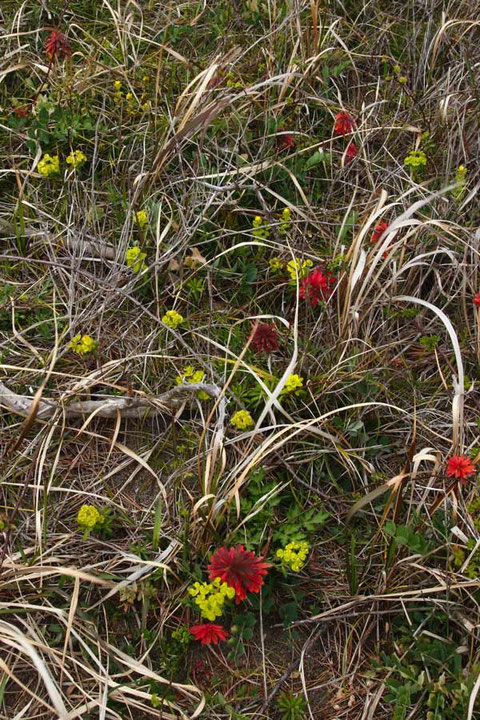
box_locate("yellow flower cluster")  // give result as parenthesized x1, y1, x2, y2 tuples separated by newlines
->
(404, 150, 427, 170)
(66, 150, 87, 168)
(113, 81, 148, 112)
(252, 215, 270, 239)
(113, 79, 123, 104)
(176, 365, 204, 385)
(69, 333, 96, 355)
(282, 373, 304, 395)
(454, 165, 467, 200)
(133, 209, 148, 229)
(162, 309, 184, 329)
(226, 73, 243, 88)
(176, 366, 209, 400)
(286, 257, 313, 281)
(276, 540, 310, 572)
(77, 504, 102, 531)
(269, 257, 283, 272)
(188, 577, 235, 621)
(126, 245, 147, 273)
(37, 153, 60, 177)
(279, 207, 291, 235)
(230, 409, 254, 430)
(456, 165, 467, 184)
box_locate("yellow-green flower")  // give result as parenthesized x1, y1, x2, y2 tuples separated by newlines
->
(230, 409, 255, 430)
(282, 373, 304, 395)
(69, 333, 97, 355)
(276, 541, 310, 572)
(77, 504, 101, 530)
(162, 310, 184, 329)
(456, 165, 467, 183)
(404, 149, 427, 170)
(37, 153, 60, 177)
(279, 207, 291, 235)
(454, 165, 467, 200)
(133, 209, 148, 230)
(76, 504, 106, 539)
(113, 80, 123, 104)
(269, 257, 283, 272)
(286, 258, 313, 281)
(176, 366, 209, 400)
(252, 215, 270, 239)
(126, 245, 147, 273)
(66, 150, 87, 168)
(188, 577, 235, 621)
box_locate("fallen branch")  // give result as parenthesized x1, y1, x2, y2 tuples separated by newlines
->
(0, 381, 222, 420)
(0, 218, 116, 260)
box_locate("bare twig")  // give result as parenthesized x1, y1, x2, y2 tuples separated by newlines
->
(0, 380, 223, 419)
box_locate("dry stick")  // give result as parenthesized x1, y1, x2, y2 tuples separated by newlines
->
(0, 218, 116, 260)
(0, 381, 222, 420)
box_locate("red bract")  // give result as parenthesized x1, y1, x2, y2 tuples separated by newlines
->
(250, 322, 279, 353)
(474, 294, 480, 307)
(45, 31, 72, 60)
(334, 111, 355, 136)
(189, 624, 229, 645)
(13, 105, 30, 118)
(277, 134, 295, 151)
(345, 142, 358, 163)
(446, 454, 475, 483)
(372, 221, 389, 243)
(208, 546, 271, 602)
(299, 267, 336, 307)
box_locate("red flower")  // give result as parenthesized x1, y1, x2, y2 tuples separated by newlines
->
(446, 454, 476, 483)
(372, 221, 389, 243)
(13, 105, 30, 118)
(299, 267, 336, 307)
(189, 624, 229, 645)
(208, 545, 271, 602)
(250, 322, 279, 353)
(334, 111, 355, 136)
(345, 142, 358, 164)
(45, 31, 72, 61)
(474, 294, 480, 307)
(277, 134, 295, 151)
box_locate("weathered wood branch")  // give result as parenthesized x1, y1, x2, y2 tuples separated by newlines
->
(0, 381, 222, 420)
(0, 218, 116, 260)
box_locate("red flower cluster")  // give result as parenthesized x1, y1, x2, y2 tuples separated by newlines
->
(250, 322, 279, 353)
(277, 134, 295, 151)
(372, 221, 389, 244)
(299, 267, 336, 307)
(474, 294, 480, 307)
(345, 142, 358, 164)
(334, 111, 355, 136)
(208, 545, 271, 602)
(45, 31, 72, 61)
(189, 624, 229, 645)
(13, 105, 30, 118)
(446, 454, 475, 483)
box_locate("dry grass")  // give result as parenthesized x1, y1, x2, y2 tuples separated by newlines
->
(1, 0, 480, 718)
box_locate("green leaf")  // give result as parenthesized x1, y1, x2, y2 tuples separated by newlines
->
(305, 150, 326, 170)
(384, 521, 397, 537)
